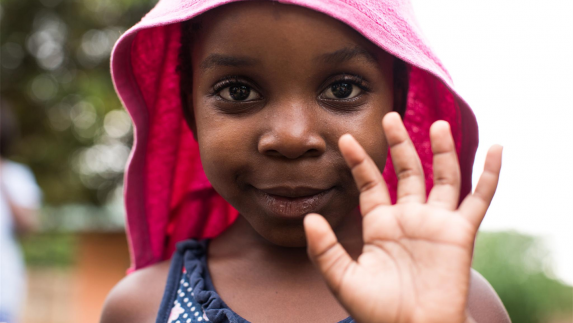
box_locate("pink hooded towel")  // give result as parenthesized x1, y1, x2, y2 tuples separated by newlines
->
(111, 0, 479, 272)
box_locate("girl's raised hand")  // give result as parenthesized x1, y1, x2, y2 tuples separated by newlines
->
(304, 112, 502, 323)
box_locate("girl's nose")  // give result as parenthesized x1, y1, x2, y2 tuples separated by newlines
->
(258, 107, 326, 159)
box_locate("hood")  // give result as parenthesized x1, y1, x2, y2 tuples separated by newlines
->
(111, 0, 479, 272)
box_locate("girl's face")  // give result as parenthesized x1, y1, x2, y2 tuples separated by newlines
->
(187, 2, 394, 247)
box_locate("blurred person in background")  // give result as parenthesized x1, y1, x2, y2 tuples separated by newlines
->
(0, 102, 41, 323)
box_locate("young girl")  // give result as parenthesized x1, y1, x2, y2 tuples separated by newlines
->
(102, 1, 510, 322)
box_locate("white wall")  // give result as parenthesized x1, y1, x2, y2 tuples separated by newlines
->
(410, 0, 573, 285)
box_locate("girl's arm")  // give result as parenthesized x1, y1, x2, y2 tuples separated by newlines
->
(100, 260, 171, 323)
(467, 269, 511, 323)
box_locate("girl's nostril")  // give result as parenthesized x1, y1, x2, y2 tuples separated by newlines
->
(265, 149, 282, 158)
(306, 148, 321, 157)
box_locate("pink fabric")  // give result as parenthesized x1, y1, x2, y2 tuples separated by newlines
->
(111, 0, 479, 272)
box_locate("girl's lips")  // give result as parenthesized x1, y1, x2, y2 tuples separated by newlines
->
(253, 186, 335, 219)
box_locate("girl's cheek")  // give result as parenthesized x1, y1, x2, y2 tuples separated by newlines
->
(333, 108, 388, 169)
(197, 125, 254, 184)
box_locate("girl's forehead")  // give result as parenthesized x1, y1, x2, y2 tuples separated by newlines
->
(192, 2, 392, 64)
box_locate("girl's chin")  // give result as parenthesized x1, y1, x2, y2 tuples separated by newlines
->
(249, 220, 310, 248)
(244, 211, 358, 249)
(230, 195, 361, 247)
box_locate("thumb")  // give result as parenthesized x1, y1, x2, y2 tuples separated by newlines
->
(304, 213, 354, 296)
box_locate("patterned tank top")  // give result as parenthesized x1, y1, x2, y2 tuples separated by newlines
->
(155, 240, 355, 323)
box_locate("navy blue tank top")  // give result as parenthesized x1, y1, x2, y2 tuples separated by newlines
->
(155, 240, 356, 323)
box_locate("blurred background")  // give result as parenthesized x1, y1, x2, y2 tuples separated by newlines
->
(0, 0, 571, 323)
(1, 0, 154, 322)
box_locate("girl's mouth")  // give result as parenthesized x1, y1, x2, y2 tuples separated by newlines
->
(253, 186, 335, 219)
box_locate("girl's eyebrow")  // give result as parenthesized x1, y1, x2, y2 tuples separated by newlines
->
(200, 54, 260, 70)
(315, 46, 377, 64)
(199, 47, 375, 71)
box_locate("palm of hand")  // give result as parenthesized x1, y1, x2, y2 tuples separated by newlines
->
(304, 112, 502, 323)
(346, 204, 475, 323)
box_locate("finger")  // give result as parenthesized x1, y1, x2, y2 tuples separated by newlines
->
(459, 145, 503, 228)
(339, 134, 391, 215)
(382, 112, 426, 204)
(427, 121, 461, 210)
(304, 214, 354, 296)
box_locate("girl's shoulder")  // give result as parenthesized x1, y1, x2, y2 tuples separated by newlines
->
(101, 240, 209, 323)
(468, 269, 511, 323)
(100, 258, 172, 323)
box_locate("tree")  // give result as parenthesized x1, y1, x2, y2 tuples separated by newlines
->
(473, 231, 572, 323)
(1, 0, 156, 205)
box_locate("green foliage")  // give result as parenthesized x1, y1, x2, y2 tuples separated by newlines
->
(21, 231, 77, 267)
(0, 0, 156, 206)
(473, 231, 573, 323)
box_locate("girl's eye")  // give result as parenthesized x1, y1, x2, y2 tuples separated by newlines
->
(219, 85, 261, 101)
(322, 82, 362, 99)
